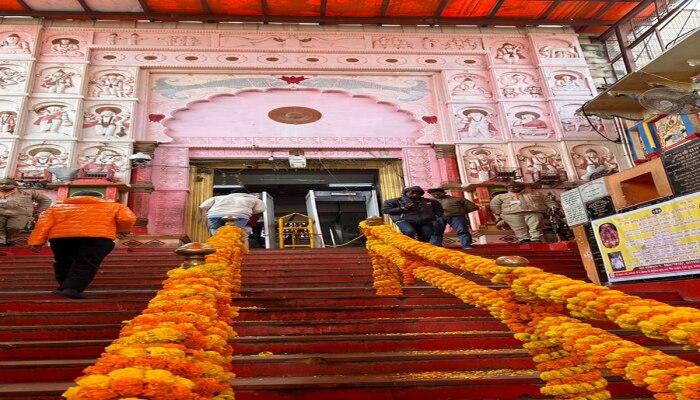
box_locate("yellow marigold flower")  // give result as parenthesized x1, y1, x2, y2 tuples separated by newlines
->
(61, 386, 81, 399)
(75, 374, 111, 388)
(107, 367, 145, 380)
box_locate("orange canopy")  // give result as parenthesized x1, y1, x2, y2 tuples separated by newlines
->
(0, 0, 665, 37)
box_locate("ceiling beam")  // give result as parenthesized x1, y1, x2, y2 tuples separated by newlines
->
(261, 0, 269, 16)
(136, 0, 150, 13)
(320, 0, 328, 16)
(0, 10, 617, 26)
(15, 0, 32, 11)
(487, 0, 506, 18)
(200, 0, 211, 14)
(576, 0, 618, 32)
(380, 0, 390, 17)
(540, 0, 566, 19)
(76, 0, 92, 13)
(433, 0, 450, 18)
(598, 0, 657, 41)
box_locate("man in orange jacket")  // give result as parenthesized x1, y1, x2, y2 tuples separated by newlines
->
(28, 190, 136, 299)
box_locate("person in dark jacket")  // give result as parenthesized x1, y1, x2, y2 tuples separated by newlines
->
(381, 186, 443, 242)
(427, 188, 479, 249)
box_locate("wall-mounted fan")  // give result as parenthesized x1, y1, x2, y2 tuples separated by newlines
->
(639, 87, 700, 115)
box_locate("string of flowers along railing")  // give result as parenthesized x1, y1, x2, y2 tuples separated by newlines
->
(62, 224, 247, 400)
(361, 221, 700, 400)
(361, 221, 700, 350)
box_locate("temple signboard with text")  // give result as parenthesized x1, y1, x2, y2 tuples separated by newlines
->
(592, 192, 700, 283)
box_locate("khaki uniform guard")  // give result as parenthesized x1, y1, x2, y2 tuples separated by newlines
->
(0, 178, 52, 246)
(490, 181, 557, 244)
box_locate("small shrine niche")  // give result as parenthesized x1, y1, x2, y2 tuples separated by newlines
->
(548, 70, 591, 96)
(75, 145, 128, 182)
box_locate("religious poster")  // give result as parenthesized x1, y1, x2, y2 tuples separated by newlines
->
(592, 192, 700, 283)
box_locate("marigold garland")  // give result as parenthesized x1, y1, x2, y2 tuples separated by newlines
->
(63, 225, 247, 400)
(361, 221, 700, 399)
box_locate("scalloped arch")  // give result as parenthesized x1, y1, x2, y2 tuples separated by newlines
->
(161, 88, 423, 142)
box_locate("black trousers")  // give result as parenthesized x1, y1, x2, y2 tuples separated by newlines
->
(49, 237, 115, 292)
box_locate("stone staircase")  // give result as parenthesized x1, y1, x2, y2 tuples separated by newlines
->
(0, 245, 698, 399)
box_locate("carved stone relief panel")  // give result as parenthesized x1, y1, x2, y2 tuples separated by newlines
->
(82, 102, 133, 140)
(533, 36, 585, 66)
(504, 103, 556, 140)
(554, 101, 613, 139)
(544, 67, 595, 97)
(0, 140, 15, 176)
(95, 31, 211, 47)
(34, 65, 82, 95)
(88, 68, 137, 98)
(567, 141, 624, 181)
(494, 70, 544, 100)
(0, 63, 28, 93)
(487, 39, 530, 65)
(221, 34, 366, 49)
(453, 104, 504, 142)
(15, 142, 72, 181)
(456, 144, 513, 184)
(0, 31, 34, 55)
(0, 98, 21, 136)
(25, 99, 78, 138)
(513, 143, 569, 183)
(445, 71, 493, 100)
(401, 147, 441, 190)
(41, 35, 87, 58)
(75, 143, 130, 182)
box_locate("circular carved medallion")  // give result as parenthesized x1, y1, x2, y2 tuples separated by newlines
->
(268, 106, 322, 125)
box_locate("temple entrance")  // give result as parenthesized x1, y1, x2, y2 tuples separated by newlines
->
(185, 159, 404, 244)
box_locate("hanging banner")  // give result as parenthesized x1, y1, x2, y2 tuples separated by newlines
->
(592, 192, 700, 283)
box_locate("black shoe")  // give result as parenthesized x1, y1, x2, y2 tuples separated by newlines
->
(55, 289, 86, 299)
(515, 239, 530, 245)
(529, 239, 544, 243)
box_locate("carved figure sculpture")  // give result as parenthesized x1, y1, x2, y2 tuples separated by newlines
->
(500, 73, 541, 98)
(41, 69, 74, 93)
(90, 73, 133, 97)
(83, 107, 130, 137)
(17, 149, 66, 178)
(539, 45, 578, 58)
(572, 148, 618, 181)
(451, 75, 490, 97)
(0, 67, 26, 89)
(0, 111, 17, 133)
(553, 74, 582, 89)
(512, 111, 550, 137)
(519, 149, 564, 176)
(34, 105, 73, 133)
(495, 42, 525, 64)
(467, 149, 499, 182)
(0, 33, 30, 53)
(50, 38, 83, 56)
(458, 109, 498, 138)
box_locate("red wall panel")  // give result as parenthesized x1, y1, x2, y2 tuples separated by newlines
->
(209, 0, 262, 15)
(266, 0, 322, 16)
(145, 0, 203, 14)
(326, 0, 384, 17)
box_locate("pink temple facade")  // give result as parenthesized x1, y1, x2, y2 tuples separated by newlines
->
(0, 22, 628, 235)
